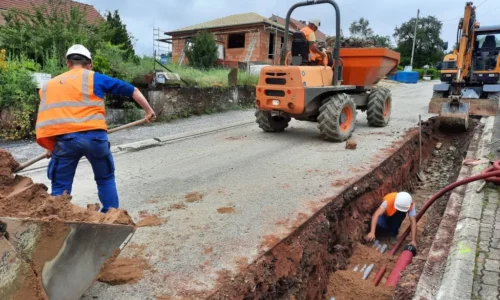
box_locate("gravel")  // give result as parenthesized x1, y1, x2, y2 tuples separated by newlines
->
(0, 109, 255, 163)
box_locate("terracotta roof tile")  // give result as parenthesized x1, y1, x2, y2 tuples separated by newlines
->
(0, 0, 103, 24)
(166, 12, 290, 35)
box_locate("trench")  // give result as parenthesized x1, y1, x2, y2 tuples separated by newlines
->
(209, 117, 478, 300)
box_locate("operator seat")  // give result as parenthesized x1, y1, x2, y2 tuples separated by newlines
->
(479, 35, 499, 71)
(291, 31, 310, 66)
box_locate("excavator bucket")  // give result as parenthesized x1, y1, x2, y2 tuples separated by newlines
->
(437, 101, 470, 130)
(0, 217, 134, 300)
(428, 97, 498, 117)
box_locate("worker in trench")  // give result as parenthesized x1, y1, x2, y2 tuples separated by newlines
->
(35, 44, 156, 213)
(365, 192, 418, 247)
(300, 19, 328, 65)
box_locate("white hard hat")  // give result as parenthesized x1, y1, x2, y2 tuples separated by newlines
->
(66, 44, 92, 61)
(395, 192, 412, 212)
(309, 19, 321, 27)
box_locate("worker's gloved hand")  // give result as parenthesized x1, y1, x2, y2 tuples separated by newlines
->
(45, 150, 52, 159)
(366, 231, 376, 242)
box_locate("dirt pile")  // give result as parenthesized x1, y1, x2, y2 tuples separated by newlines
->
(0, 149, 134, 225)
(326, 243, 395, 300)
(98, 256, 151, 285)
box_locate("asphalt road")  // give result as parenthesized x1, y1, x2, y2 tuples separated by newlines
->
(24, 80, 436, 299)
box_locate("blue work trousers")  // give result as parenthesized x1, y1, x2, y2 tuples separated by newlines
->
(47, 130, 118, 212)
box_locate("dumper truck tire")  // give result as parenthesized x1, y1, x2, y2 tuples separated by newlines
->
(317, 93, 357, 142)
(255, 110, 291, 132)
(367, 87, 392, 127)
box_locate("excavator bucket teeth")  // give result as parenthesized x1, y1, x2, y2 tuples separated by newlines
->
(438, 102, 470, 131)
(0, 217, 134, 300)
(429, 97, 498, 116)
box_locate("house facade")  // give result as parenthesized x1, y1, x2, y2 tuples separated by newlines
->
(164, 13, 296, 67)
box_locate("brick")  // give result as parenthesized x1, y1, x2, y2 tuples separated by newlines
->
(492, 239, 500, 249)
(482, 271, 500, 286)
(494, 230, 500, 239)
(484, 259, 500, 272)
(490, 251, 500, 261)
(479, 284, 499, 299)
(481, 231, 493, 242)
(480, 241, 490, 252)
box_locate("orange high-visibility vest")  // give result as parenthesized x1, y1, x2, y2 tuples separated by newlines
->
(383, 192, 414, 217)
(36, 68, 107, 150)
(300, 26, 323, 61)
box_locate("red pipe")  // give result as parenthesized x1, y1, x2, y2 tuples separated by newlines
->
(373, 265, 387, 286)
(385, 247, 415, 287)
(389, 168, 500, 255)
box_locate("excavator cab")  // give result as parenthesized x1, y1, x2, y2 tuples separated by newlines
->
(429, 2, 500, 130)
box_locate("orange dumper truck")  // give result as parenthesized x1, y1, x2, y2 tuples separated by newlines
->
(255, 0, 400, 142)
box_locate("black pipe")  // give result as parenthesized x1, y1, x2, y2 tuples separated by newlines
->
(281, 0, 341, 86)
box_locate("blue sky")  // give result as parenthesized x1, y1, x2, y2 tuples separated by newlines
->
(80, 0, 500, 55)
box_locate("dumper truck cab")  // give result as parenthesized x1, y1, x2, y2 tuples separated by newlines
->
(255, 0, 400, 142)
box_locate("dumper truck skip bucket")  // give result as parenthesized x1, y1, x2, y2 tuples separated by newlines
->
(0, 217, 134, 300)
(339, 48, 400, 87)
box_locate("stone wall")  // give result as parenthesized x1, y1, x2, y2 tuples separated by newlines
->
(148, 86, 256, 118)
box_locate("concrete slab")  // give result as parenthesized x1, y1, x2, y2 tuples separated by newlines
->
(24, 82, 436, 299)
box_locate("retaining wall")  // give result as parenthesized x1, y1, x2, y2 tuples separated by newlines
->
(148, 86, 256, 118)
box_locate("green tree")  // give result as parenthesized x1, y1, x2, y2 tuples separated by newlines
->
(393, 16, 445, 67)
(373, 35, 392, 48)
(184, 32, 218, 70)
(100, 10, 136, 60)
(0, 0, 102, 66)
(349, 18, 374, 38)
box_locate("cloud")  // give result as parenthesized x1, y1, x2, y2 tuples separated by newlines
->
(81, 0, 499, 56)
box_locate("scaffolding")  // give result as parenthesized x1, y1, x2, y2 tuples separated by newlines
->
(153, 27, 172, 70)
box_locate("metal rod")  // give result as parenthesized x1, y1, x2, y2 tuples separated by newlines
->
(410, 9, 420, 68)
(281, 0, 341, 86)
(419, 115, 423, 172)
(154, 59, 190, 85)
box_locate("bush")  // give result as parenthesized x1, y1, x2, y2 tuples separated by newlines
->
(0, 57, 39, 139)
(184, 31, 218, 70)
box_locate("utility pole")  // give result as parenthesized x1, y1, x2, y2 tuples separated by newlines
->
(410, 9, 420, 68)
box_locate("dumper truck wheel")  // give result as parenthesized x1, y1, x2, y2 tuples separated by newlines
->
(255, 110, 291, 132)
(367, 87, 391, 127)
(317, 93, 357, 142)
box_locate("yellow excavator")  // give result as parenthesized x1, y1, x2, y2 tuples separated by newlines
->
(429, 1, 500, 129)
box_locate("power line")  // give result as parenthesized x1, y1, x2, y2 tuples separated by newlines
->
(442, 0, 488, 24)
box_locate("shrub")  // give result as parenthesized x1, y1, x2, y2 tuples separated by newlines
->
(0, 58, 39, 139)
(184, 31, 218, 70)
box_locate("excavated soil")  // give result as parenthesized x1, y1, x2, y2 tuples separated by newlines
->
(208, 118, 477, 300)
(0, 149, 134, 225)
(326, 244, 395, 300)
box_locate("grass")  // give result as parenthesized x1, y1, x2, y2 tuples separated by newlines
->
(163, 64, 259, 87)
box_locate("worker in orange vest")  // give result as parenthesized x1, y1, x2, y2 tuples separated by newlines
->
(300, 19, 327, 64)
(36, 44, 156, 213)
(366, 192, 418, 247)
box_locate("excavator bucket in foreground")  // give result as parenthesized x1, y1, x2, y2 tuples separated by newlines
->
(0, 217, 134, 300)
